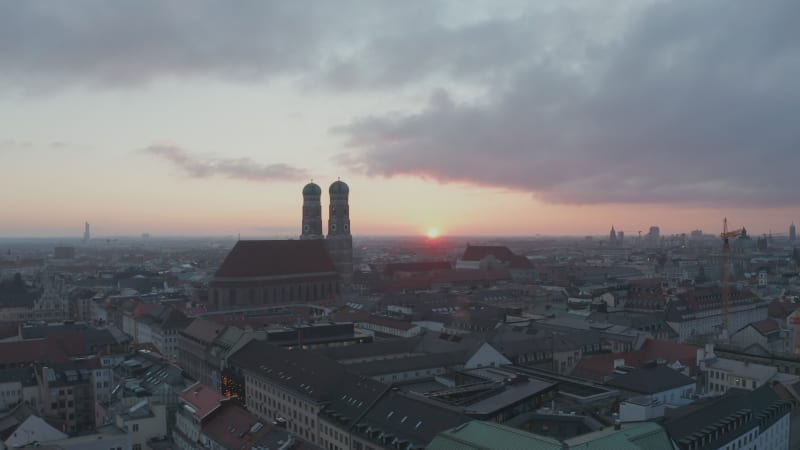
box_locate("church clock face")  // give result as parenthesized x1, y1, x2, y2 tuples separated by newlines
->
(344, 223, 349, 232)
(331, 223, 337, 232)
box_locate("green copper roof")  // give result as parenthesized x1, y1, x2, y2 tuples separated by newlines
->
(329, 180, 349, 195)
(564, 422, 672, 450)
(427, 421, 563, 450)
(302, 182, 321, 195)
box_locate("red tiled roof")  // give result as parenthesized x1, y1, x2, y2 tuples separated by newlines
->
(432, 269, 512, 284)
(0, 338, 70, 366)
(384, 261, 452, 276)
(768, 300, 798, 319)
(214, 240, 336, 278)
(572, 339, 701, 381)
(382, 277, 433, 293)
(676, 287, 759, 312)
(202, 401, 274, 449)
(572, 351, 641, 381)
(132, 302, 156, 319)
(461, 245, 516, 262)
(181, 383, 225, 420)
(751, 318, 781, 335)
(509, 255, 534, 269)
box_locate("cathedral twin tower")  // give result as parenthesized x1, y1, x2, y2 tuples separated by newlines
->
(301, 180, 353, 287)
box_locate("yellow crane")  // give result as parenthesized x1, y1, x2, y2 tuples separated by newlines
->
(720, 218, 743, 333)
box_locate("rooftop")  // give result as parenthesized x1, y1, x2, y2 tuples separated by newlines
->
(664, 386, 790, 449)
(213, 240, 337, 278)
(605, 364, 695, 395)
(704, 357, 777, 381)
(202, 401, 276, 450)
(428, 420, 563, 450)
(180, 383, 225, 421)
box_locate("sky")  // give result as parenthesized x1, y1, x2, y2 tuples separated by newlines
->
(1, 0, 799, 238)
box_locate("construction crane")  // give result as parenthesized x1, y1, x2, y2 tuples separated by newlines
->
(720, 218, 743, 334)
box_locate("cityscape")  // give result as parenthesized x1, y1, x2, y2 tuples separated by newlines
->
(2, 2, 799, 450)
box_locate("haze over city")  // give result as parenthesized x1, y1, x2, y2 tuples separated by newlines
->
(2, 0, 798, 238)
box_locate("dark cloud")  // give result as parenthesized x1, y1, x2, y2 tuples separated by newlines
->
(5, 2, 800, 207)
(142, 145, 308, 181)
(0, 1, 450, 90)
(335, 0, 800, 207)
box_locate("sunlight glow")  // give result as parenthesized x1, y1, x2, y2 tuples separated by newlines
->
(426, 227, 440, 239)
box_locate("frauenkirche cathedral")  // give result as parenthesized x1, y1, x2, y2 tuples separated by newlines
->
(208, 181, 353, 309)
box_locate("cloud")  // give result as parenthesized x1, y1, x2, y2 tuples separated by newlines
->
(335, 0, 800, 207)
(142, 145, 308, 181)
(0, 139, 33, 151)
(0, 1, 454, 90)
(5, 1, 800, 208)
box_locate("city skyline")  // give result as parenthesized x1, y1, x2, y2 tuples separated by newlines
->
(2, 1, 799, 238)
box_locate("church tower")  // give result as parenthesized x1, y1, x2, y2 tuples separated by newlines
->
(326, 180, 353, 290)
(300, 182, 323, 239)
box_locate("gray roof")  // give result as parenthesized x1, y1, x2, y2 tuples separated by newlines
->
(230, 340, 347, 403)
(605, 364, 695, 394)
(664, 386, 791, 449)
(349, 351, 468, 376)
(0, 367, 37, 387)
(354, 390, 467, 448)
(704, 358, 777, 381)
(313, 336, 421, 362)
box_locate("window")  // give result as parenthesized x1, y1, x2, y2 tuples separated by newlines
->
(132, 423, 139, 432)
(133, 445, 141, 450)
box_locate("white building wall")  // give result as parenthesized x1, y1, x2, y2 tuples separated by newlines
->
(755, 413, 790, 450)
(651, 383, 695, 406)
(464, 343, 512, 369)
(375, 366, 447, 384)
(0, 381, 23, 410)
(619, 400, 665, 422)
(115, 403, 167, 450)
(244, 371, 321, 445)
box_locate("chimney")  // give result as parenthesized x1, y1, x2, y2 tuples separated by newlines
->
(611, 413, 621, 430)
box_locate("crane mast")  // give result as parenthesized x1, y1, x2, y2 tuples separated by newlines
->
(720, 218, 743, 334)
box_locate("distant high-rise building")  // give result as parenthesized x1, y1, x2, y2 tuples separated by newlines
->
(649, 226, 660, 240)
(618, 230, 624, 244)
(790, 222, 796, 241)
(609, 226, 617, 244)
(83, 222, 90, 242)
(690, 229, 703, 239)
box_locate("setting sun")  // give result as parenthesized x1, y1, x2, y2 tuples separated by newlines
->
(426, 227, 440, 239)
